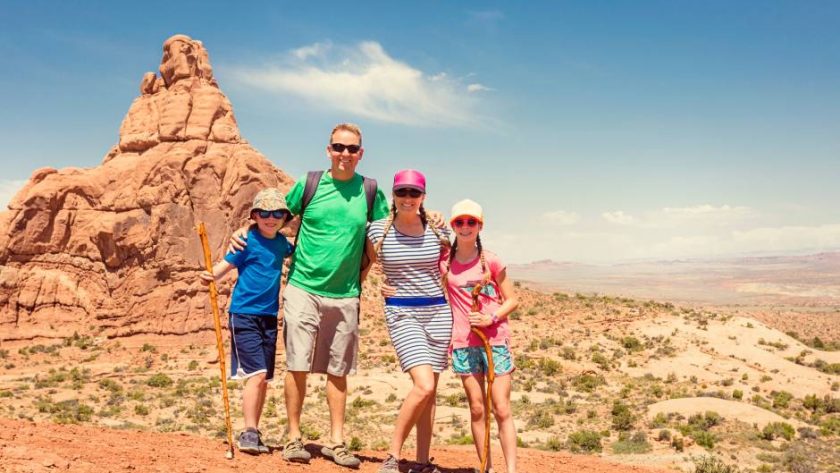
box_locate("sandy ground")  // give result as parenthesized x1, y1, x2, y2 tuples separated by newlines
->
(646, 397, 805, 428)
(0, 419, 671, 473)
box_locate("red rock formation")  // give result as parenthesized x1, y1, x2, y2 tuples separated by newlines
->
(0, 35, 293, 340)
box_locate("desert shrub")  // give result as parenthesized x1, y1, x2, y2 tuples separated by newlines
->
(573, 373, 605, 393)
(671, 436, 685, 452)
(528, 408, 555, 429)
(691, 430, 716, 449)
(134, 404, 150, 416)
(561, 346, 576, 360)
(732, 389, 743, 400)
(146, 373, 173, 388)
(657, 429, 671, 441)
(591, 352, 611, 371)
(819, 416, 840, 436)
(187, 360, 199, 370)
(141, 343, 157, 353)
(621, 336, 643, 352)
(611, 401, 636, 431)
(771, 390, 793, 409)
(98, 378, 122, 393)
(544, 436, 563, 451)
(567, 430, 602, 453)
(797, 427, 818, 439)
(693, 455, 740, 473)
(38, 398, 94, 424)
(539, 358, 561, 376)
(348, 436, 363, 451)
(761, 422, 795, 441)
(688, 411, 722, 431)
(611, 431, 651, 454)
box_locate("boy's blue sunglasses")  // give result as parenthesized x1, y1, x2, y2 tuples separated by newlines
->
(255, 209, 290, 219)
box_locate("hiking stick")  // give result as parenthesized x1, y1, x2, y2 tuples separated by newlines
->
(197, 223, 235, 460)
(470, 284, 494, 473)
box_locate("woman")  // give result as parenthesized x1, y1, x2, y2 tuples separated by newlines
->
(366, 169, 451, 473)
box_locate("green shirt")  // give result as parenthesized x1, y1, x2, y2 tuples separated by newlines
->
(285, 172, 389, 298)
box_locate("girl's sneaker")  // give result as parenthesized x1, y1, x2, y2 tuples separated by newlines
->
(236, 428, 261, 455)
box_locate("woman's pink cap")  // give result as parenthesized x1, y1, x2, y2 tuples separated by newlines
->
(393, 169, 426, 192)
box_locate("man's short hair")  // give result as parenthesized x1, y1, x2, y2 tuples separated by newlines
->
(330, 123, 362, 146)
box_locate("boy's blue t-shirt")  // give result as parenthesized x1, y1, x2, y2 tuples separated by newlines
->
(224, 228, 294, 316)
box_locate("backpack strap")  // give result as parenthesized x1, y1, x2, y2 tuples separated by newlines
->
(362, 176, 377, 222)
(292, 170, 324, 250)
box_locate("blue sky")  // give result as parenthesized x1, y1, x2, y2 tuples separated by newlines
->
(1, 1, 839, 263)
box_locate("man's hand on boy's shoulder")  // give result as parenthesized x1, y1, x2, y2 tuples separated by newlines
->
(228, 224, 251, 254)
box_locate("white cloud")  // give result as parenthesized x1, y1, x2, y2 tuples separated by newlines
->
(466, 83, 493, 93)
(602, 210, 636, 225)
(732, 224, 840, 251)
(0, 179, 26, 210)
(541, 210, 580, 226)
(230, 41, 490, 127)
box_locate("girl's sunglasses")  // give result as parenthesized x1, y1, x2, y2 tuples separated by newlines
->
(330, 143, 361, 154)
(394, 188, 424, 198)
(255, 209, 290, 220)
(452, 218, 479, 228)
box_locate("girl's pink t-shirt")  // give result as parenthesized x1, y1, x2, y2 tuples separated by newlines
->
(441, 250, 510, 349)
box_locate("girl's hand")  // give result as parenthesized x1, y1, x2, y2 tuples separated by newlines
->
(468, 311, 493, 327)
(380, 280, 397, 298)
(199, 271, 215, 285)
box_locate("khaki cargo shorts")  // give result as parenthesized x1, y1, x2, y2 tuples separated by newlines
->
(282, 283, 360, 376)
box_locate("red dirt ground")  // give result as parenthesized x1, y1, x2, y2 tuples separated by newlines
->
(0, 419, 670, 473)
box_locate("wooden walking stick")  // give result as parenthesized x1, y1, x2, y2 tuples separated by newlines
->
(470, 283, 495, 473)
(197, 222, 235, 460)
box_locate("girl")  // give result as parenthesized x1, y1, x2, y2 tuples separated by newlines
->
(442, 199, 519, 473)
(366, 170, 451, 473)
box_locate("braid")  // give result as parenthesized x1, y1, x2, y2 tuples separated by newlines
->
(442, 238, 458, 289)
(375, 202, 397, 261)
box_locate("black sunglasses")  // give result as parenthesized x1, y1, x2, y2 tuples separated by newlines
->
(394, 188, 424, 198)
(452, 218, 479, 228)
(330, 143, 361, 154)
(255, 209, 290, 220)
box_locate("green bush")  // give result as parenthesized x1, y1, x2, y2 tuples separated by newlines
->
(573, 373, 605, 393)
(760, 422, 795, 441)
(611, 431, 651, 454)
(771, 391, 793, 409)
(146, 373, 173, 388)
(611, 401, 636, 431)
(691, 430, 716, 449)
(528, 409, 555, 429)
(621, 336, 643, 352)
(693, 455, 740, 473)
(567, 430, 602, 453)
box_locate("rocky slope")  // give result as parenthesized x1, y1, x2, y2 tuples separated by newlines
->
(0, 35, 293, 341)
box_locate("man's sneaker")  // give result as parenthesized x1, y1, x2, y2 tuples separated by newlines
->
(378, 454, 400, 473)
(321, 443, 361, 468)
(283, 438, 311, 463)
(408, 458, 441, 473)
(237, 428, 261, 455)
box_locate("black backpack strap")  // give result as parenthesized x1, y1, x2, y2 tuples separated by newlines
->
(292, 170, 324, 249)
(362, 176, 377, 222)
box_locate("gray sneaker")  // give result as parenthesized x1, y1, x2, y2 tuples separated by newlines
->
(256, 431, 270, 454)
(283, 437, 311, 463)
(379, 454, 400, 473)
(237, 429, 261, 455)
(321, 443, 361, 468)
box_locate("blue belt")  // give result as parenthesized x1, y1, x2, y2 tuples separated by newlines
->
(385, 296, 447, 307)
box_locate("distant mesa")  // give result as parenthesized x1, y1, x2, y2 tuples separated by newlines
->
(0, 34, 293, 341)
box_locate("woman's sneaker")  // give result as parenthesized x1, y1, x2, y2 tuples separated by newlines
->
(379, 454, 400, 473)
(321, 443, 361, 468)
(236, 428, 261, 455)
(409, 458, 441, 473)
(283, 438, 311, 463)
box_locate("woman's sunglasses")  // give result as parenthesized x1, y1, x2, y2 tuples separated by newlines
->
(330, 143, 361, 154)
(394, 188, 424, 198)
(255, 209, 290, 220)
(452, 218, 479, 228)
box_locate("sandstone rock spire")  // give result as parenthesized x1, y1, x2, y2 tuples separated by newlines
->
(0, 34, 293, 340)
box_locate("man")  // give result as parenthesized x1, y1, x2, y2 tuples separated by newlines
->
(232, 123, 388, 467)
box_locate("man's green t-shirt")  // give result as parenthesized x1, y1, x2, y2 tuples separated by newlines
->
(285, 172, 389, 298)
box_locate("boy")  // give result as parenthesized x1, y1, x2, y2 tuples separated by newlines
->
(200, 187, 294, 454)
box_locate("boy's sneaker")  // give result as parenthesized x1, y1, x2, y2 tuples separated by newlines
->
(283, 437, 311, 463)
(321, 443, 361, 468)
(237, 428, 261, 455)
(378, 454, 400, 473)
